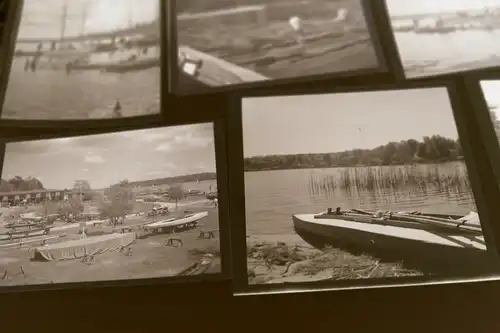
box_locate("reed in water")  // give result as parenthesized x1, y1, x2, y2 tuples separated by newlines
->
(308, 163, 472, 196)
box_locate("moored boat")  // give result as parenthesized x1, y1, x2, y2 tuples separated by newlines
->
(292, 208, 498, 276)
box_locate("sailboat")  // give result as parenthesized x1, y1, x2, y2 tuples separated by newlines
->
(70, 3, 161, 74)
(21, 0, 92, 71)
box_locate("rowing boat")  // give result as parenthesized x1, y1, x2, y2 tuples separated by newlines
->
(292, 208, 498, 275)
(143, 211, 208, 233)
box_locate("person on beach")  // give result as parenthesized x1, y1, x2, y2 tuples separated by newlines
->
(112, 100, 123, 118)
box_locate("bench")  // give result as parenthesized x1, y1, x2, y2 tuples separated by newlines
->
(165, 237, 183, 248)
(198, 229, 219, 240)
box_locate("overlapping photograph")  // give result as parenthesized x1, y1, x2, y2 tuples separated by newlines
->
(0, 124, 222, 287)
(242, 88, 495, 286)
(2, 0, 161, 120)
(175, 0, 380, 92)
(387, 0, 500, 78)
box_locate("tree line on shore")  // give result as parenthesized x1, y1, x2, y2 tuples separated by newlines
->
(244, 135, 463, 172)
(0, 172, 216, 194)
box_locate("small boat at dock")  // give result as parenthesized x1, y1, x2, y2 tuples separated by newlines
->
(292, 208, 498, 276)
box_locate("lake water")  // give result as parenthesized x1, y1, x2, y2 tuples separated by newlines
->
(394, 29, 500, 77)
(245, 163, 476, 236)
(3, 58, 160, 120)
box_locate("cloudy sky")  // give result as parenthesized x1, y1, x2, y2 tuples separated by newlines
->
(386, 0, 500, 17)
(481, 80, 500, 119)
(2, 123, 216, 189)
(18, 0, 158, 39)
(243, 87, 460, 157)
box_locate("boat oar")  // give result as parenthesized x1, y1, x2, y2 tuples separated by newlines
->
(391, 213, 482, 234)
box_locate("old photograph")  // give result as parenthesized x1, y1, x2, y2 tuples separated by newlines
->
(481, 80, 500, 141)
(387, 0, 500, 78)
(242, 88, 494, 286)
(3, 0, 160, 120)
(175, 0, 379, 92)
(0, 124, 221, 287)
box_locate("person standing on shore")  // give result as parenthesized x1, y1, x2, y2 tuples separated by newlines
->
(113, 99, 123, 118)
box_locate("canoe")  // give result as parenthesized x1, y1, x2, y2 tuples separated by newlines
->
(143, 211, 208, 232)
(292, 208, 498, 276)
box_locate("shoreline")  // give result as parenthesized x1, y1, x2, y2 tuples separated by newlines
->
(243, 159, 466, 173)
(246, 234, 422, 284)
(0, 200, 221, 286)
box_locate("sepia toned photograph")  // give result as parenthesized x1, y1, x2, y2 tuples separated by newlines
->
(2, 0, 160, 120)
(175, 0, 380, 92)
(0, 124, 221, 287)
(481, 80, 500, 140)
(387, 0, 500, 78)
(242, 88, 494, 286)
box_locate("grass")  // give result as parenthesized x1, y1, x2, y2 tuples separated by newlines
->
(247, 241, 422, 282)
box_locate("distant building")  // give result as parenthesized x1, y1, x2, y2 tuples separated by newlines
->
(0, 189, 71, 205)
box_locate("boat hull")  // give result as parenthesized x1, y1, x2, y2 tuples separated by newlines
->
(71, 57, 159, 73)
(143, 211, 208, 232)
(293, 214, 498, 276)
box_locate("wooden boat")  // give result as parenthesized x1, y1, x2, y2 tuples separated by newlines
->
(143, 211, 208, 233)
(292, 208, 498, 276)
(33, 232, 136, 261)
(70, 57, 159, 73)
(178, 46, 269, 87)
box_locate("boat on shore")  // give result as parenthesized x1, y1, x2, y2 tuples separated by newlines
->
(292, 208, 498, 276)
(70, 56, 159, 73)
(143, 211, 208, 233)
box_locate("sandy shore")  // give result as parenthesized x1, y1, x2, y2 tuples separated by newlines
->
(0, 199, 221, 287)
(247, 234, 422, 285)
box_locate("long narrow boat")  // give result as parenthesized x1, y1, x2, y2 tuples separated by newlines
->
(143, 211, 208, 233)
(292, 208, 498, 276)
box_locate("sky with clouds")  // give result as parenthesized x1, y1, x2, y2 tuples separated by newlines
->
(386, 0, 500, 17)
(2, 123, 216, 190)
(18, 0, 158, 39)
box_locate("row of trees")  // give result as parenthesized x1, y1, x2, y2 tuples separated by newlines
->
(127, 172, 216, 188)
(244, 135, 464, 172)
(0, 176, 44, 192)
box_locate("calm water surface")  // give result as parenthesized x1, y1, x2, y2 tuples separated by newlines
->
(394, 30, 500, 76)
(3, 56, 160, 120)
(245, 163, 476, 236)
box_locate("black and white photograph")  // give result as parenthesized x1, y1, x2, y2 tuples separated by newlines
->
(175, 0, 380, 92)
(481, 80, 500, 138)
(387, 0, 500, 78)
(2, 0, 160, 120)
(0, 124, 221, 287)
(242, 88, 494, 286)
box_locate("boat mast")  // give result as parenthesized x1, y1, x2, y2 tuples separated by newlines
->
(60, 0, 69, 41)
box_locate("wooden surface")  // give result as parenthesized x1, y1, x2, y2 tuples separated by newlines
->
(0, 279, 499, 332)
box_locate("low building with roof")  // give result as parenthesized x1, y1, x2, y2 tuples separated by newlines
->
(0, 189, 71, 205)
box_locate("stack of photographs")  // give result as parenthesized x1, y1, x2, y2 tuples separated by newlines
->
(0, 0, 500, 298)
